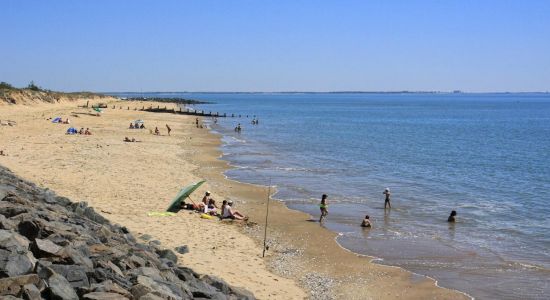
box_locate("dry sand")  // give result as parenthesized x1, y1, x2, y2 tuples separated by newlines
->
(0, 99, 469, 299)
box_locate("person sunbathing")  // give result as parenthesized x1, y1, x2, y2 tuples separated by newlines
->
(197, 191, 211, 212)
(207, 198, 218, 215)
(221, 200, 247, 220)
(129, 123, 135, 129)
(124, 137, 131, 142)
(84, 128, 92, 135)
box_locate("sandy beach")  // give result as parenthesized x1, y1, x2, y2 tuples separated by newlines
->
(0, 98, 469, 299)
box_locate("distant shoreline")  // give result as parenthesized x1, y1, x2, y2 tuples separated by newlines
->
(105, 90, 550, 95)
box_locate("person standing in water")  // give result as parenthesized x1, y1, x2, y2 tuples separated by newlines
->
(319, 194, 328, 222)
(383, 188, 391, 209)
(448, 210, 457, 222)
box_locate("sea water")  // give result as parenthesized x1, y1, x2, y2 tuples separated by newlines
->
(133, 92, 549, 299)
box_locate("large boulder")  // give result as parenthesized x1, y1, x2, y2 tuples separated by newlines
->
(45, 269, 79, 300)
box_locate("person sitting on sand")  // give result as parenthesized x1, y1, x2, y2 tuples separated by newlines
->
(84, 128, 92, 135)
(63, 118, 70, 124)
(124, 137, 131, 142)
(140, 123, 145, 129)
(383, 188, 391, 209)
(221, 200, 247, 220)
(198, 191, 211, 211)
(129, 123, 135, 129)
(361, 215, 372, 228)
(207, 198, 218, 215)
(0, 150, 6, 156)
(79, 128, 84, 135)
(319, 194, 328, 222)
(448, 210, 457, 223)
(154, 127, 160, 135)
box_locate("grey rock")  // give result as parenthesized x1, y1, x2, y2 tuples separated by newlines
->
(46, 271, 79, 300)
(22, 283, 42, 300)
(36, 259, 53, 278)
(61, 247, 94, 269)
(130, 283, 152, 299)
(139, 234, 152, 241)
(0, 229, 30, 251)
(125, 255, 146, 268)
(89, 280, 131, 297)
(174, 267, 198, 282)
(156, 249, 177, 264)
(17, 219, 44, 240)
(72, 202, 109, 225)
(139, 293, 165, 300)
(0, 251, 37, 276)
(0, 274, 40, 295)
(0, 203, 28, 218)
(149, 240, 161, 246)
(202, 275, 231, 294)
(128, 267, 163, 281)
(32, 238, 62, 256)
(159, 258, 176, 270)
(186, 278, 217, 296)
(0, 214, 15, 230)
(49, 264, 90, 288)
(135, 275, 182, 300)
(174, 245, 189, 255)
(90, 268, 132, 290)
(229, 286, 256, 300)
(83, 292, 130, 299)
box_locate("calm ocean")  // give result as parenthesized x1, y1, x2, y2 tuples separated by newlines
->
(139, 93, 549, 299)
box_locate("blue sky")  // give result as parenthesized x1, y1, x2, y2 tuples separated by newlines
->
(1, 0, 549, 92)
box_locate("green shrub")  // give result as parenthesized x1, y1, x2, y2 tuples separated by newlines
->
(27, 81, 41, 91)
(0, 81, 15, 89)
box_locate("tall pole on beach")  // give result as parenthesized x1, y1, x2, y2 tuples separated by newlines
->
(262, 180, 271, 257)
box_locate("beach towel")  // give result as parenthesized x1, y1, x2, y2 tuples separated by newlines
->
(147, 211, 177, 217)
(66, 127, 78, 134)
(52, 117, 62, 123)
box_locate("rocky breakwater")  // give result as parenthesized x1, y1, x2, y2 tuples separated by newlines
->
(0, 165, 255, 300)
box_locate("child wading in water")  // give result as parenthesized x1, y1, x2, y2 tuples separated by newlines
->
(319, 194, 328, 222)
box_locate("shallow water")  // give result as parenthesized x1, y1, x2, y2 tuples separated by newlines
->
(120, 92, 550, 299)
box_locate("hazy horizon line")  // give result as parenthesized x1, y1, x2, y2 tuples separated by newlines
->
(102, 90, 550, 95)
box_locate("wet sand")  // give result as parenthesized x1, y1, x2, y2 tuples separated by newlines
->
(0, 99, 469, 299)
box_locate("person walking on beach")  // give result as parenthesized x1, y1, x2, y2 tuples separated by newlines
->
(319, 194, 328, 222)
(166, 124, 171, 136)
(383, 188, 391, 209)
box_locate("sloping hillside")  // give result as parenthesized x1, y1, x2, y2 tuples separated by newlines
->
(0, 87, 114, 105)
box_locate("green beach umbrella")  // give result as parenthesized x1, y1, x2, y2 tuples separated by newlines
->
(166, 180, 206, 212)
(94, 107, 102, 113)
